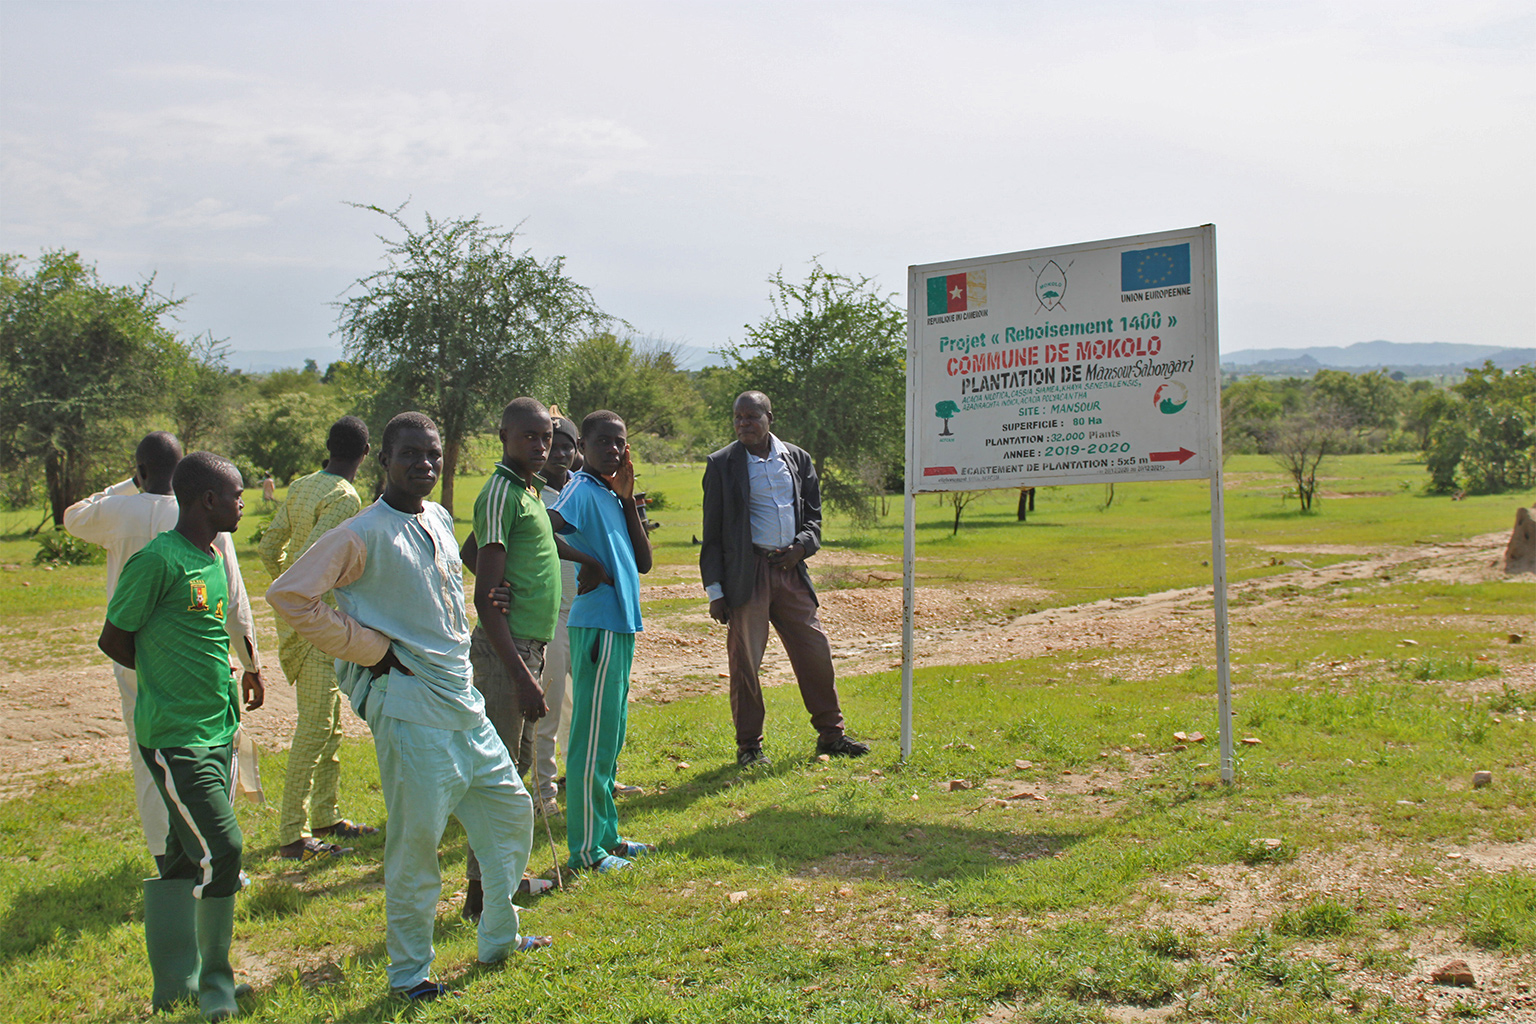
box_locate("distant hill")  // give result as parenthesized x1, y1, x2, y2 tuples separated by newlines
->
(227, 346, 346, 374)
(1221, 341, 1532, 376)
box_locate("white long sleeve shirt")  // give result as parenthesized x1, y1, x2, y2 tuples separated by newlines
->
(64, 478, 262, 672)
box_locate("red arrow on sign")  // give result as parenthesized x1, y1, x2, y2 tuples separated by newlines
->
(1149, 447, 1196, 464)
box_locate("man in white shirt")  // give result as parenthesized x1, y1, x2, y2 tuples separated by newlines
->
(64, 431, 264, 868)
(699, 392, 869, 768)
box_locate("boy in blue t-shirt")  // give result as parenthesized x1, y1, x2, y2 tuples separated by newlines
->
(547, 410, 654, 871)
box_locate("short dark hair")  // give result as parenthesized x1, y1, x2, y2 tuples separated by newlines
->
(327, 416, 370, 461)
(501, 397, 549, 430)
(135, 431, 183, 478)
(381, 412, 439, 457)
(580, 409, 625, 438)
(734, 390, 771, 415)
(172, 451, 239, 506)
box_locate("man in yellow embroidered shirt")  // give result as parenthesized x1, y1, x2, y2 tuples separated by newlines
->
(258, 416, 377, 860)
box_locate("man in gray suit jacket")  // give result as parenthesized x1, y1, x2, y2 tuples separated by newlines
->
(700, 391, 869, 768)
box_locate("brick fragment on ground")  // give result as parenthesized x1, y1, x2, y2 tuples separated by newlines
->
(1431, 960, 1476, 987)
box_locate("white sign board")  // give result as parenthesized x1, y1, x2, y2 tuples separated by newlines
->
(906, 225, 1217, 492)
(900, 225, 1233, 782)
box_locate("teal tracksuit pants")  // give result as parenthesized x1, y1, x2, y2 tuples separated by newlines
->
(566, 627, 634, 868)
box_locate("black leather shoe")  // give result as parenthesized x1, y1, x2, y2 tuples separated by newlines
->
(736, 747, 771, 768)
(816, 735, 870, 758)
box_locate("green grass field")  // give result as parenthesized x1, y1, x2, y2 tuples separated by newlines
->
(0, 453, 1531, 1022)
(2, 454, 1521, 620)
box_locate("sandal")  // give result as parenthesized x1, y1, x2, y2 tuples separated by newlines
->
(313, 819, 378, 839)
(397, 980, 457, 1001)
(277, 837, 352, 861)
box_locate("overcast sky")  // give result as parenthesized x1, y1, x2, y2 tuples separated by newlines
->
(2, 1, 1532, 367)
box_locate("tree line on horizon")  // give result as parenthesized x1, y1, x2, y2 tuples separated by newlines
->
(3, 207, 1530, 533)
(1, 205, 905, 529)
(1221, 364, 1534, 509)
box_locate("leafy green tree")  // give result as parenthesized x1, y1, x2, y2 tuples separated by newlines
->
(334, 204, 607, 515)
(1424, 416, 1468, 493)
(566, 333, 640, 424)
(168, 333, 242, 451)
(0, 251, 182, 524)
(1454, 363, 1534, 493)
(1402, 383, 1453, 451)
(1420, 363, 1534, 494)
(1221, 377, 1283, 454)
(1312, 368, 1405, 447)
(565, 333, 703, 440)
(230, 390, 343, 485)
(724, 261, 905, 517)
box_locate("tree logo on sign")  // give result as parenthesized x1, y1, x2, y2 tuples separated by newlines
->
(935, 400, 959, 436)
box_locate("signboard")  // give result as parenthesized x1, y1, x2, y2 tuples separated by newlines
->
(900, 225, 1233, 783)
(906, 225, 1217, 492)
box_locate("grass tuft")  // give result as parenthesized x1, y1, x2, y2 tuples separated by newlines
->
(1273, 898, 1355, 938)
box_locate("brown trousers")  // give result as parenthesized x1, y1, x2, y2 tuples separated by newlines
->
(727, 552, 845, 750)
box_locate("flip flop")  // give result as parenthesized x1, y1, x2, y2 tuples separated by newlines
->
(516, 935, 553, 952)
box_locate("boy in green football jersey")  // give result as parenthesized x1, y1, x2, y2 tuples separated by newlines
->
(98, 452, 265, 1021)
(460, 397, 560, 918)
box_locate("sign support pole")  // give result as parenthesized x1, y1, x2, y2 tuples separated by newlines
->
(1210, 471, 1234, 785)
(1203, 231, 1234, 784)
(901, 263, 919, 762)
(901, 492, 916, 760)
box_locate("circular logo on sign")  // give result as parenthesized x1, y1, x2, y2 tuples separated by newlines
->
(1154, 381, 1188, 414)
(1035, 260, 1067, 312)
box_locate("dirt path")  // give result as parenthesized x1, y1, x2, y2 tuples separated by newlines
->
(628, 530, 1530, 701)
(1, 532, 1527, 799)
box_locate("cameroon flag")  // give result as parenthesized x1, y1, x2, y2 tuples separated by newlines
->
(926, 270, 987, 316)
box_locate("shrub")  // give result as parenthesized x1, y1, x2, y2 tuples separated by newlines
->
(33, 532, 104, 566)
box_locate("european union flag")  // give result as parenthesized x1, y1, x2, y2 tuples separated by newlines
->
(1121, 243, 1191, 291)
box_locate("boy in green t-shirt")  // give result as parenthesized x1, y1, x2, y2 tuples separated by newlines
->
(98, 452, 265, 1021)
(461, 397, 561, 920)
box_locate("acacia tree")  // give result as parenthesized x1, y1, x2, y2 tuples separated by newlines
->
(1268, 402, 1350, 513)
(335, 205, 607, 515)
(724, 261, 905, 521)
(1, 251, 182, 524)
(947, 490, 978, 535)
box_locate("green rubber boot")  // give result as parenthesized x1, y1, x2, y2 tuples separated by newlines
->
(143, 878, 200, 1012)
(194, 895, 241, 1021)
